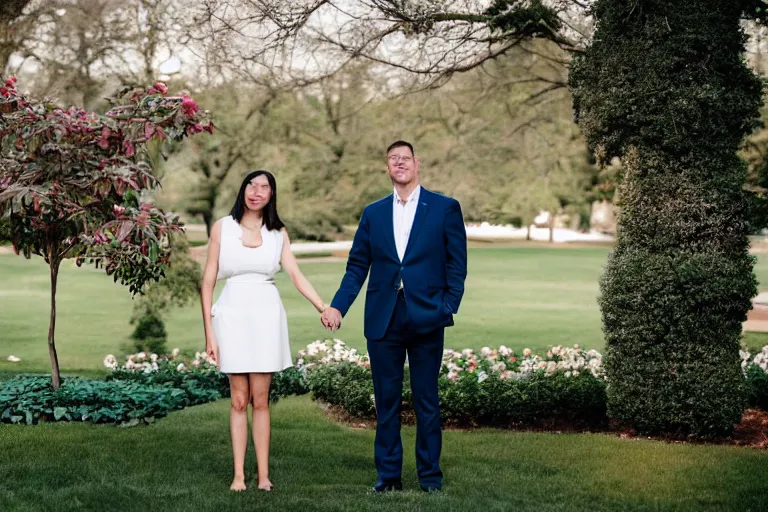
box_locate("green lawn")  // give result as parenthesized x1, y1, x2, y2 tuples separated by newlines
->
(2, 247, 768, 511)
(0, 247, 610, 374)
(1, 395, 767, 512)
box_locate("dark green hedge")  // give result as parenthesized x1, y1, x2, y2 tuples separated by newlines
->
(569, 1, 763, 438)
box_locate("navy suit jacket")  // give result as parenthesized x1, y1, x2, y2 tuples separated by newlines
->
(330, 187, 468, 341)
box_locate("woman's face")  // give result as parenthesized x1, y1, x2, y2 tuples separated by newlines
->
(244, 174, 271, 212)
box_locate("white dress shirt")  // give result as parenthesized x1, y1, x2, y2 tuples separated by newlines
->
(393, 185, 420, 290)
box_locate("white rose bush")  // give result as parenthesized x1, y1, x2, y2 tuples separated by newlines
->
(743, 346, 768, 411)
(299, 340, 768, 430)
(299, 340, 609, 428)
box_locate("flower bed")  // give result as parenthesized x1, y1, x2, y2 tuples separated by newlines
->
(298, 340, 608, 428)
(6, 342, 767, 428)
(298, 340, 768, 429)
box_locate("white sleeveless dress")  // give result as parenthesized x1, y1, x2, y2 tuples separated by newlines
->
(211, 215, 293, 374)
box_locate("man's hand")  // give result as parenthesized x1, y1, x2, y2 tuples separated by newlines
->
(321, 307, 342, 331)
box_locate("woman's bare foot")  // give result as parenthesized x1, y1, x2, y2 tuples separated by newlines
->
(230, 475, 247, 491)
(257, 479, 273, 491)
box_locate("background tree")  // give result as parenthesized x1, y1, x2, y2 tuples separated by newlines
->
(742, 104, 768, 233)
(0, 77, 213, 389)
(569, 1, 764, 437)
(0, 0, 60, 74)
(274, 63, 391, 240)
(28, 0, 135, 109)
(173, 82, 277, 236)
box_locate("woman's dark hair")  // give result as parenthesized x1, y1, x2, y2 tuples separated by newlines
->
(230, 170, 285, 231)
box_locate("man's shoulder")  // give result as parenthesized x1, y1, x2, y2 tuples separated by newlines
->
(362, 194, 393, 213)
(422, 188, 459, 207)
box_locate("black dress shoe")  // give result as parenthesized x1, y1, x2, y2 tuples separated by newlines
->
(371, 480, 403, 493)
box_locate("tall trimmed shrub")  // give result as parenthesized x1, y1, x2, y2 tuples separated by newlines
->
(569, 2, 764, 437)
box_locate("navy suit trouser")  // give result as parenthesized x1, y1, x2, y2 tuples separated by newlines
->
(367, 289, 444, 488)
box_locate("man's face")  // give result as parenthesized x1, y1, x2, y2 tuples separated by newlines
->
(386, 145, 419, 186)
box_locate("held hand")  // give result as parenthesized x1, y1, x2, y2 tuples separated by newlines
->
(321, 307, 342, 331)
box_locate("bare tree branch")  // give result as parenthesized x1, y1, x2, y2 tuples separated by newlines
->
(186, 0, 592, 94)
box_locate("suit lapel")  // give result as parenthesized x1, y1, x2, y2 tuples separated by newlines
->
(380, 196, 399, 261)
(403, 188, 429, 262)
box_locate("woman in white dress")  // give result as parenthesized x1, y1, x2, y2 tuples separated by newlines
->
(200, 170, 328, 492)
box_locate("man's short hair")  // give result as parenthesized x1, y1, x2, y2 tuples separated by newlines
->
(386, 140, 414, 156)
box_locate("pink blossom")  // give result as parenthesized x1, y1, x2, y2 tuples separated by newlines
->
(150, 82, 168, 95)
(139, 203, 152, 211)
(181, 95, 198, 116)
(113, 205, 126, 216)
(4, 76, 17, 91)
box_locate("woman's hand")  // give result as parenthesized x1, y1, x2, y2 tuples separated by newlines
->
(206, 335, 219, 364)
(201, 220, 222, 366)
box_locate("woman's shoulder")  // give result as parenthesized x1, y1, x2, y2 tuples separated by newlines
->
(210, 216, 234, 236)
(216, 215, 235, 227)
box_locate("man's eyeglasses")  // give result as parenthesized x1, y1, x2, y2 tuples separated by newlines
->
(388, 156, 413, 164)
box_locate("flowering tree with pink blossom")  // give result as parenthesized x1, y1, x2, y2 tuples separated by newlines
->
(0, 76, 213, 389)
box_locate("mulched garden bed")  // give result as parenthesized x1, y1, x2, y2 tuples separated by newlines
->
(318, 402, 768, 449)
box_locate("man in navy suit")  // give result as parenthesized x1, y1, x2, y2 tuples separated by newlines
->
(322, 140, 468, 493)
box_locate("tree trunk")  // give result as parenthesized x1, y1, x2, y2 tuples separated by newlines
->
(203, 210, 213, 238)
(0, 0, 32, 23)
(548, 216, 555, 243)
(526, 224, 531, 241)
(0, 45, 12, 74)
(48, 257, 62, 390)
